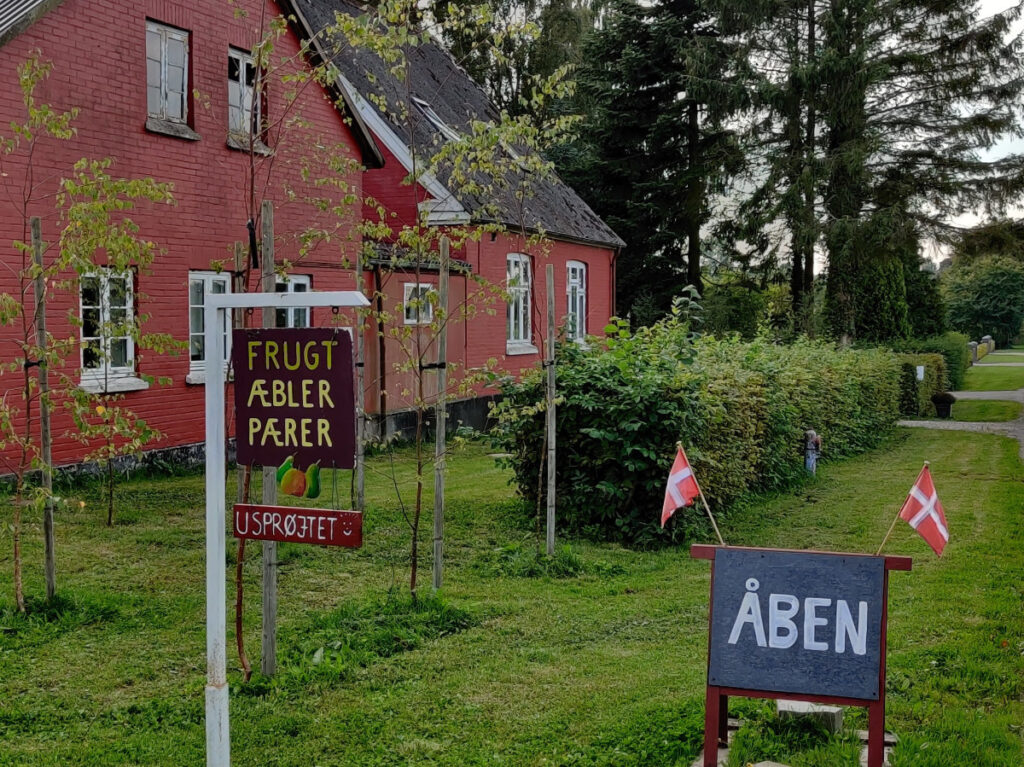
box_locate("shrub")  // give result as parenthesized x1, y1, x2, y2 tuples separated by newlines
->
(943, 256, 1024, 347)
(897, 353, 946, 417)
(492, 320, 902, 545)
(891, 331, 969, 390)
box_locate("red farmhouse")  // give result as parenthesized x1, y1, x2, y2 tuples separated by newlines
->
(299, 0, 625, 430)
(0, 0, 621, 468)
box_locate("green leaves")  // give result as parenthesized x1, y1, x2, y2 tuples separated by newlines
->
(495, 323, 902, 545)
(943, 256, 1024, 347)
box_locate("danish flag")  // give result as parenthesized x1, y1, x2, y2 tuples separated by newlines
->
(899, 463, 949, 557)
(661, 445, 701, 528)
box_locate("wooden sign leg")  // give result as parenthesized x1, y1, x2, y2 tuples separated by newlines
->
(867, 698, 885, 767)
(703, 685, 721, 766)
(717, 693, 729, 746)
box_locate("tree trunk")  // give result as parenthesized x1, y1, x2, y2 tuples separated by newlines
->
(685, 99, 704, 296)
(106, 456, 114, 527)
(823, 0, 869, 341)
(787, 5, 805, 310)
(802, 0, 817, 302)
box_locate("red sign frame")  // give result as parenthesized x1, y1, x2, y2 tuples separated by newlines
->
(691, 544, 911, 767)
(234, 503, 362, 548)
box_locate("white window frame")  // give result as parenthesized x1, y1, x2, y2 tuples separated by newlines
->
(80, 270, 146, 392)
(228, 47, 260, 137)
(146, 21, 189, 124)
(275, 275, 312, 328)
(566, 260, 587, 342)
(506, 253, 535, 354)
(188, 272, 232, 382)
(402, 282, 435, 325)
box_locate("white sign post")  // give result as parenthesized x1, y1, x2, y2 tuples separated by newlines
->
(203, 290, 368, 767)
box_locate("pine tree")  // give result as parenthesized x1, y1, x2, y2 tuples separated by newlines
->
(722, 0, 1023, 340)
(563, 0, 744, 320)
(819, 0, 1024, 340)
(719, 0, 821, 322)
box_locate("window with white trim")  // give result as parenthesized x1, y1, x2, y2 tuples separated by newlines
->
(566, 260, 587, 341)
(81, 270, 135, 382)
(275, 275, 311, 328)
(146, 21, 189, 123)
(189, 272, 231, 375)
(506, 254, 532, 347)
(403, 283, 435, 325)
(228, 48, 260, 136)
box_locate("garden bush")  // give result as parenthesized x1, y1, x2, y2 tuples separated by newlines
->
(897, 353, 946, 417)
(492, 317, 902, 546)
(889, 331, 968, 390)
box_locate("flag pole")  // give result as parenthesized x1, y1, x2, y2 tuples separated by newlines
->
(876, 460, 928, 556)
(679, 442, 726, 547)
(698, 488, 726, 547)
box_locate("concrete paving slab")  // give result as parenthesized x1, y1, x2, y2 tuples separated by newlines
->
(777, 699, 843, 733)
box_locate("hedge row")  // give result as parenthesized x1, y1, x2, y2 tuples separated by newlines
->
(492, 321, 902, 546)
(897, 353, 946, 417)
(889, 331, 968, 390)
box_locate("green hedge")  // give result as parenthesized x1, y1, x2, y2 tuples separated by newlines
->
(977, 342, 989, 361)
(897, 353, 946, 417)
(492, 321, 902, 546)
(890, 332, 968, 390)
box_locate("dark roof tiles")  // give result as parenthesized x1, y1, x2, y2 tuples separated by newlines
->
(296, 0, 623, 249)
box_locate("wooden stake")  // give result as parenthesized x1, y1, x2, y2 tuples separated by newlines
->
(432, 237, 449, 591)
(32, 218, 56, 601)
(354, 257, 366, 512)
(545, 264, 556, 556)
(232, 242, 253, 682)
(697, 488, 726, 548)
(233, 243, 247, 508)
(260, 200, 278, 677)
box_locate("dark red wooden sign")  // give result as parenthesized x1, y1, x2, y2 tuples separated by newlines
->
(691, 545, 911, 767)
(234, 504, 362, 548)
(233, 327, 355, 468)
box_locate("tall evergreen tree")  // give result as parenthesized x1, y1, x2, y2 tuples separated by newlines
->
(719, 0, 821, 323)
(723, 0, 1023, 340)
(819, 0, 1024, 341)
(562, 0, 744, 320)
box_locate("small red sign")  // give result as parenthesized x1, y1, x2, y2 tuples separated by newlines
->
(233, 504, 362, 548)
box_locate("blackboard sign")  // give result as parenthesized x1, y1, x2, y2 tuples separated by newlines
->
(708, 548, 885, 700)
(233, 328, 355, 468)
(692, 545, 910, 767)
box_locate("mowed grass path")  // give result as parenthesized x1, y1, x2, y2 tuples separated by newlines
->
(952, 400, 1022, 422)
(977, 353, 1024, 363)
(963, 363, 1024, 391)
(1, 432, 1023, 766)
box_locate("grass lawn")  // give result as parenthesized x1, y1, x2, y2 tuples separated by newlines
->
(977, 354, 1024, 363)
(1, 432, 1023, 766)
(952, 400, 1022, 422)
(963, 364, 1024, 391)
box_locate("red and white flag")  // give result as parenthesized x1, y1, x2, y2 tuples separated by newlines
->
(899, 464, 949, 557)
(662, 445, 701, 527)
